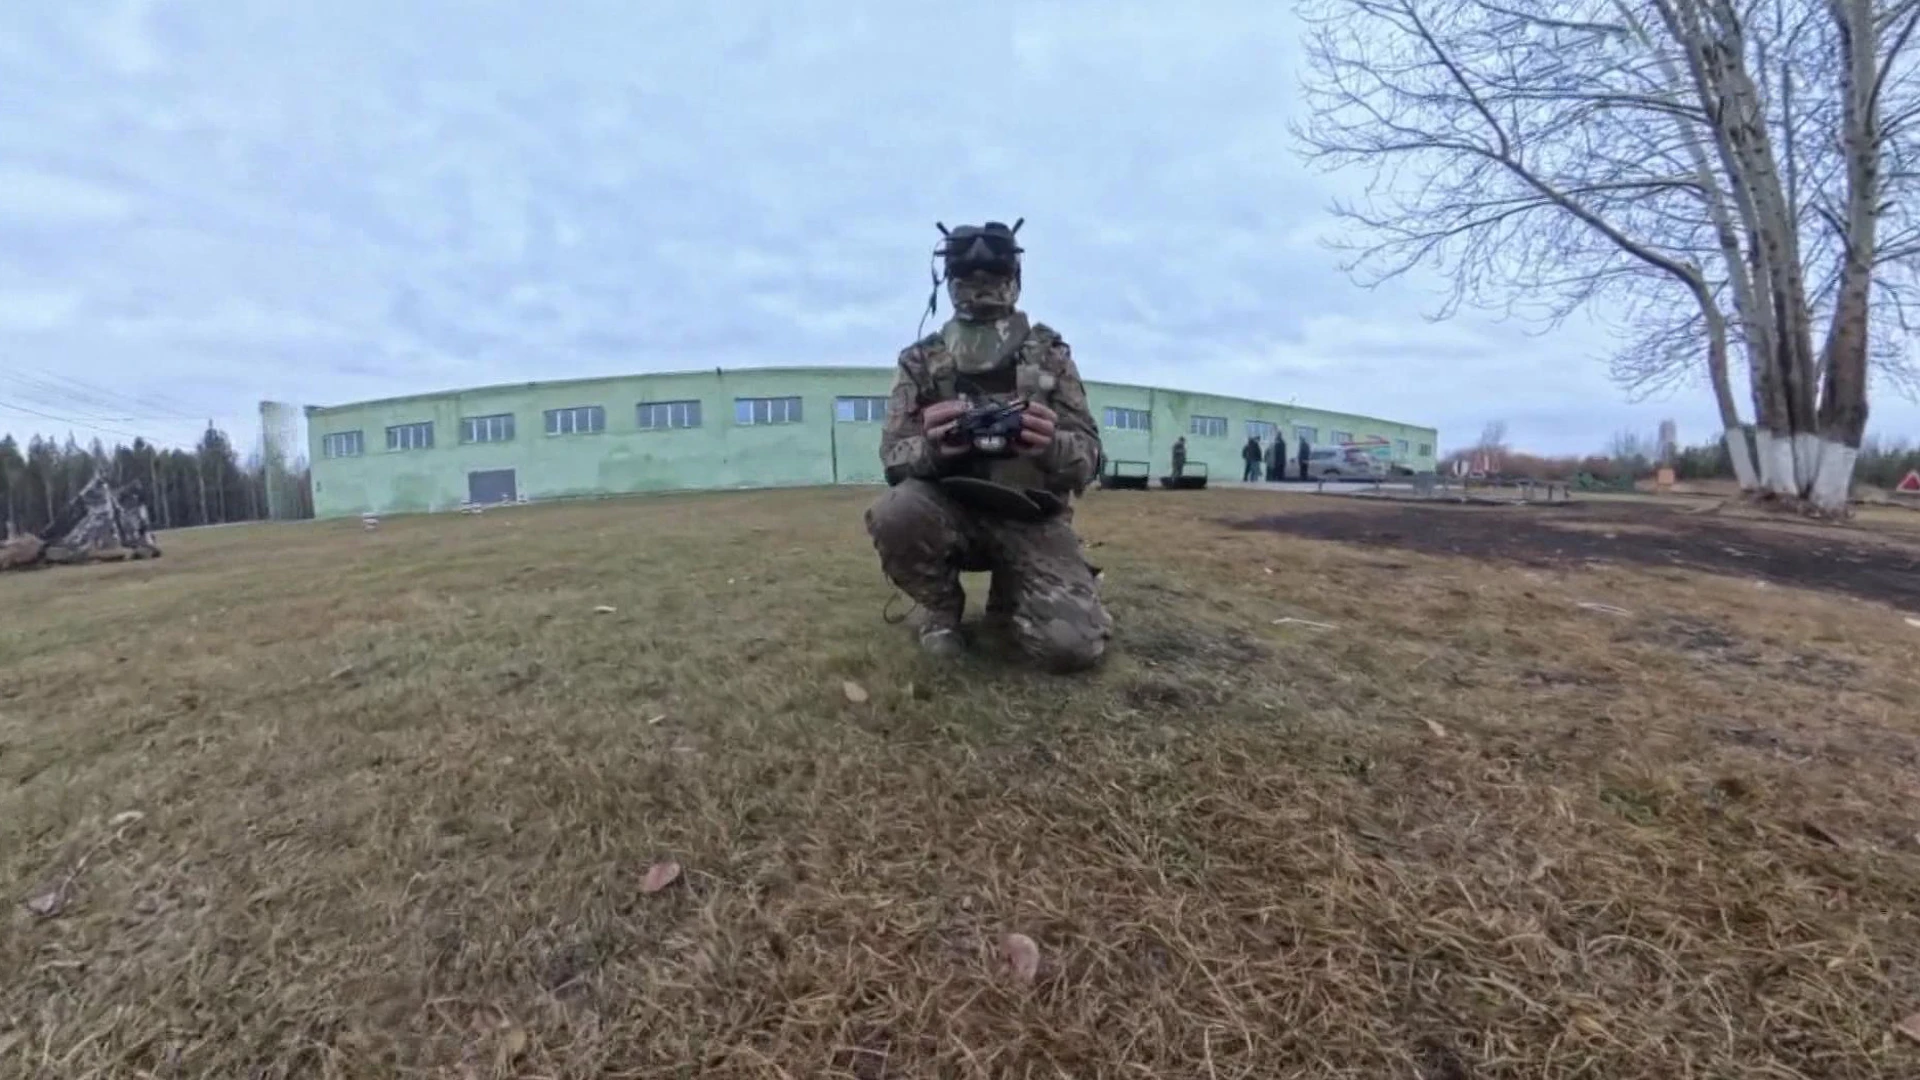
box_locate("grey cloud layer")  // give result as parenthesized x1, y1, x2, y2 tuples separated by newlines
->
(4, 0, 1908, 453)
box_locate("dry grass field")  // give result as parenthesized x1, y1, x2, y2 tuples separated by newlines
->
(4, 485, 1920, 1079)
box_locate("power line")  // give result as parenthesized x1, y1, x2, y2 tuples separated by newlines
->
(0, 399, 158, 443)
(3, 367, 205, 423)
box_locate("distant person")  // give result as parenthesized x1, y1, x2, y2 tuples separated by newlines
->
(1265, 437, 1284, 481)
(1171, 436, 1188, 479)
(866, 218, 1111, 672)
(1298, 435, 1312, 480)
(1241, 436, 1262, 482)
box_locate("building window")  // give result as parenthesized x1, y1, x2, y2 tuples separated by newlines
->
(735, 396, 803, 425)
(1295, 425, 1319, 444)
(385, 422, 433, 452)
(1246, 420, 1277, 442)
(835, 396, 888, 423)
(544, 405, 606, 436)
(637, 400, 702, 430)
(1330, 430, 1353, 445)
(321, 431, 364, 458)
(461, 413, 516, 444)
(1395, 439, 1410, 459)
(1189, 415, 1228, 438)
(1418, 442, 1433, 457)
(1102, 406, 1150, 431)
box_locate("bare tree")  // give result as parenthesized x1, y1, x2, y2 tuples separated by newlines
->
(1295, 0, 1920, 513)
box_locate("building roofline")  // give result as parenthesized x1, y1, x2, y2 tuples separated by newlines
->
(303, 364, 1435, 434)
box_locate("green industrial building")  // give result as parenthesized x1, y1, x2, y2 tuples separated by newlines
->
(301, 367, 1438, 518)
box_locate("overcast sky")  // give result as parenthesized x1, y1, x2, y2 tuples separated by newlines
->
(3, 0, 1915, 456)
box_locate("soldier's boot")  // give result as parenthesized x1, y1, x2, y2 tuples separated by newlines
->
(865, 480, 975, 660)
(915, 611, 967, 658)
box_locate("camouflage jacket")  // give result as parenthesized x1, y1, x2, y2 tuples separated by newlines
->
(878, 318, 1103, 496)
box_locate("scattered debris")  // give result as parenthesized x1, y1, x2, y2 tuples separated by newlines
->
(1897, 1011, 1920, 1045)
(0, 532, 44, 570)
(593, 605, 617, 615)
(645, 714, 666, 726)
(1, 474, 162, 572)
(1576, 602, 1633, 617)
(1422, 718, 1449, 739)
(1906, 617, 1920, 629)
(107, 810, 145, 830)
(1001, 933, 1041, 985)
(640, 861, 682, 894)
(842, 680, 870, 704)
(23, 888, 65, 918)
(1271, 617, 1336, 630)
(328, 664, 355, 680)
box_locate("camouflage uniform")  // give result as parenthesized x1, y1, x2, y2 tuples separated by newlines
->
(866, 274, 1111, 672)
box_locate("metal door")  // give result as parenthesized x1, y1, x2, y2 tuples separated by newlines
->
(467, 469, 517, 505)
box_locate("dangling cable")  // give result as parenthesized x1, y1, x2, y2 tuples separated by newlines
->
(915, 250, 943, 342)
(881, 587, 918, 626)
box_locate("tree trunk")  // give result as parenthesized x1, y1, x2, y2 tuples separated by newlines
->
(1624, 0, 1765, 491)
(1808, 0, 1881, 514)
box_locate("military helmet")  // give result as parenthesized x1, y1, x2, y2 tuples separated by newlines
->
(936, 219, 1024, 283)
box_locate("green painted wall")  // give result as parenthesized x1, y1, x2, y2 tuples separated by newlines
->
(305, 365, 1439, 518)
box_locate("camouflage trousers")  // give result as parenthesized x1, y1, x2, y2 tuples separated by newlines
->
(864, 479, 1112, 672)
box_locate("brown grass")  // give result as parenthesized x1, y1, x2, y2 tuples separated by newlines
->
(4, 486, 1920, 1078)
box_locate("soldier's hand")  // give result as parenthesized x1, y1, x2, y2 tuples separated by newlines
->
(1017, 400, 1057, 456)
(922, 400, 972, 458)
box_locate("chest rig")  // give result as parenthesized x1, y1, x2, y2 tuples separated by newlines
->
(921, 312, 1062, 494)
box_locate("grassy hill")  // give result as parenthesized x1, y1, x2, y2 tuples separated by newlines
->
(4, 486, 1918, 1078)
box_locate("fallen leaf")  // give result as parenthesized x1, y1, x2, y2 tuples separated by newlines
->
(646, 714, 666, 726)
(640, 861, 682, 894)
(328, 664, 355, 680)
(1423, 718, 1448, 739)
(24, 889, 64, 918)
(593, 605, 616, 614)
(1896, 1012, 1920, 1045)
(108, 810, 145, 828)
(1001, 933, 1040, 985)
(1801, 820, 1845, 847)
(497, 1026, 529, 1066)
(842, 680, 870, 704)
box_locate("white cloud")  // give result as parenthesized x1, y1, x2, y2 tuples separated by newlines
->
(0, 289, 85, 333)
(0, 166, 137, 224)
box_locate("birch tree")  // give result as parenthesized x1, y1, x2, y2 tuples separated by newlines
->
(1294, 0, 1920, 513)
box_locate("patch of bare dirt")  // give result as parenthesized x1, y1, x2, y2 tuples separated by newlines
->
(1234, 500, 1920, 611)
